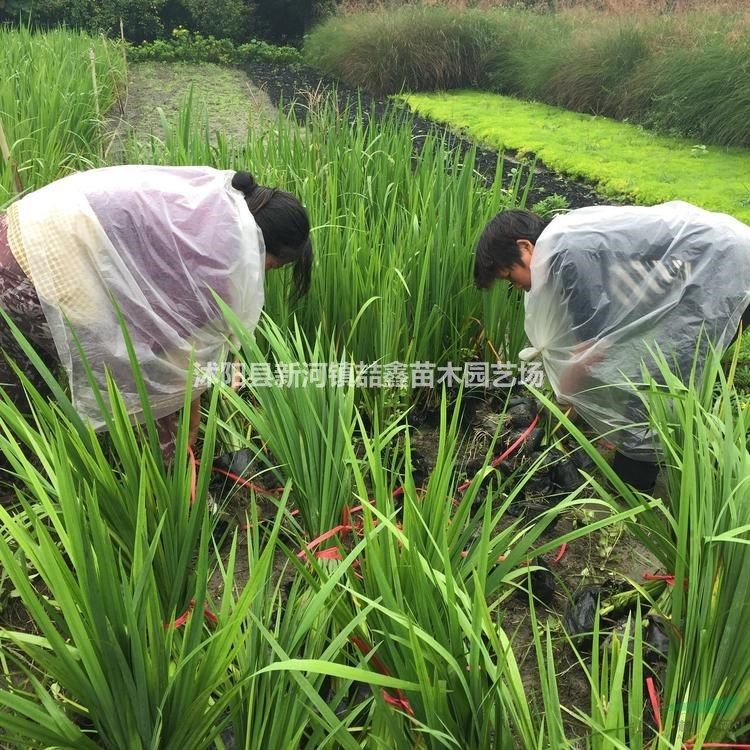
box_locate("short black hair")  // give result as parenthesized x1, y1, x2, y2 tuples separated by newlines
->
(474, 209, 550, 289)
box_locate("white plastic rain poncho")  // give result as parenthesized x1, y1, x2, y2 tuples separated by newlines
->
(8, 165, 265, 429)
(521, 201, 750, 459)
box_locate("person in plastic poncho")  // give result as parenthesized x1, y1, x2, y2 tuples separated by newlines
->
(474, 202, 750, 492)
(0, 165, 312, 461)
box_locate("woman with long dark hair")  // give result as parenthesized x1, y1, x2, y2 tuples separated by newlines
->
(0, 164, 313, 460)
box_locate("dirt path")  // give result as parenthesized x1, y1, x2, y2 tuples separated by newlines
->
(105, 62, 280, 161)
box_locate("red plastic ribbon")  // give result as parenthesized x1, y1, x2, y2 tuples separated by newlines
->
(163, 598, 218, 630)
(194, 456, 285, 496)
(647, 676, 663, 734)
(297, 524, 354, 559)
(350, 635, 414, 716)
(648, 677, 750, 748)
(456, 414, 540, 494)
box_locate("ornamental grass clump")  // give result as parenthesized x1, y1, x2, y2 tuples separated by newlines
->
(277, 96, 532, 367)
(303, 6, 499, 95)
(0, 467, 230, 749)
(0, 316, 349, 748)
(218, 310, 358, 538)
(642, 347, 750, 744)
(0, 311, 217, 615)
(215, 523, 375, 749)
(0, 356, 266, 748)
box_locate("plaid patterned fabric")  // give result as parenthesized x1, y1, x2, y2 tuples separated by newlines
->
(5, 199, 103, 323)
(5, 203, 29, 278)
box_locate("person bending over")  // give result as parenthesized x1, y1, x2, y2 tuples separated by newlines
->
(0, 165, 312, 462)
(474, 202, 750, 491)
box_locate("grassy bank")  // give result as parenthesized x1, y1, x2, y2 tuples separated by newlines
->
(0, 26, 125, 201)
(402, 91, 750, 223)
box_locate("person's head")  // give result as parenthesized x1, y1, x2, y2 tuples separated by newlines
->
(232, 171, 312, 300)
(474, 209, 550, 292)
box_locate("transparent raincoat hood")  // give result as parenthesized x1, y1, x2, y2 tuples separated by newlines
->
(521, 201, 750, 459)
(13, 165, 265, 429)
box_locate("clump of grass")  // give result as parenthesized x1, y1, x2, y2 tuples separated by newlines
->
(540, 23, 657, 114)
(304, 6, 500, 95)
(626, 37, 750, 147)
(533, 342, 750, 745)
(643, 347, 750, 743)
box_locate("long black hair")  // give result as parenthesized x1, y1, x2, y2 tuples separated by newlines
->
(474, 209, 550, 289)
(232, 171, 312, 300)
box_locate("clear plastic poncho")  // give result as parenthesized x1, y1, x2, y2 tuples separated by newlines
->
(13, 165, 265, 429)
(521, 201, 750, 459)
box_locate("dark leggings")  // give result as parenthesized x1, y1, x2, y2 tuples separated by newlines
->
(612, 452, 660, 492)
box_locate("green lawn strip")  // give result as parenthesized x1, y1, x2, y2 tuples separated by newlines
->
(400, 91, 750, 224)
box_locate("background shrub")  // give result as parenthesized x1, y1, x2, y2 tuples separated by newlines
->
(305, 5, 750, 147)
(128, 28, 303, 65)
(179, 0, 255, 43)
(0, 0, 332, 44)
(304, 6, 501, 94)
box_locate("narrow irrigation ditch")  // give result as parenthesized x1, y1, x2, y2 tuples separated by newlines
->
(243, 61, 610, 212)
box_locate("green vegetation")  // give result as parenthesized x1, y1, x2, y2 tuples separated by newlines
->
(304, 6, 495, 94)
(401, 91, 750, 223)
(128, 28, 303, 66)
(3, 25, 750, 750)
(0, 26, 125, 201)
(305, 5, 750, 149)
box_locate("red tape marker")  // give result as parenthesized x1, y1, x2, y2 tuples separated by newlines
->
(350, 635, 414, 717)
(195, 456, 285, 496)
(456, 414, 540, 494)
(647, 676, 663, 734)
(163, 598, 218, 630)
(648, 678, 750, 749)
